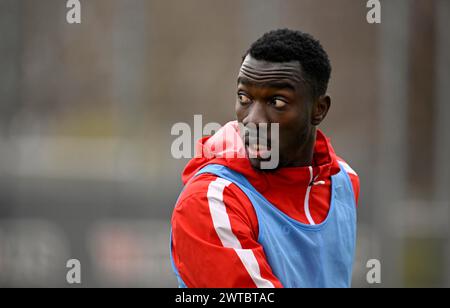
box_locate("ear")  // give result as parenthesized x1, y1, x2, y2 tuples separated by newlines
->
(311, 95, 331, 126)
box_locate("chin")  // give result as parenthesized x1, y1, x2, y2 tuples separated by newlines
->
(248, 157, 280, 172)
(249, 158, 261, 170)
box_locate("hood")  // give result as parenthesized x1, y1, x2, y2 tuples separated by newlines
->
(182, 121, 341, 193)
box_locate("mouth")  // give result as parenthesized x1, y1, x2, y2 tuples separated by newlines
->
(245, 142, 271, 159)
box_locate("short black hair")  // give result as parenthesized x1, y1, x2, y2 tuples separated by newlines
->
(243, 29, 331, 99)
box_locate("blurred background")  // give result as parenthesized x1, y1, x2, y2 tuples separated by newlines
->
(0, 0, 449, 287)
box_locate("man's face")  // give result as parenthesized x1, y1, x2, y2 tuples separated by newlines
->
(236, 55, 315, 170)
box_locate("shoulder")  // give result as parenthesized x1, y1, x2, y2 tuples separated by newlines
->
(176, 173, 245, 207)
(336, 156, 360, 206)
(336, 157, 358, 177)
(174, 173, 258, 231)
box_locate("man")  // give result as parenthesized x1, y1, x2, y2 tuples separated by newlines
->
(170, 29, 360, 288)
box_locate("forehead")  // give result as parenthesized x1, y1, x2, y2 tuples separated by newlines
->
(238, 55, 304, 85)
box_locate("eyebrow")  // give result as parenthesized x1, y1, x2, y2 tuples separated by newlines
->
(237, 76, 297, 92)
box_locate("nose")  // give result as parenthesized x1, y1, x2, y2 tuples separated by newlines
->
(243, 101, 269, 126)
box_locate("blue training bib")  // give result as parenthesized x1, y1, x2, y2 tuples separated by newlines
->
(172, 163, 357, 288)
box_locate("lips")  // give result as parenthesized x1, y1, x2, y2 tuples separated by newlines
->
(244, 133, 272, 148)
(248, 143, 269, 152)
(246, 143, 271, 159)
(243, 129, 272, 159)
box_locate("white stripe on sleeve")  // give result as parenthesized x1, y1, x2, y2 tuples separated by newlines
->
(207, 177, 275, 288)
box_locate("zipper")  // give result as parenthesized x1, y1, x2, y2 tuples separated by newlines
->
(304, 167, 325, 225)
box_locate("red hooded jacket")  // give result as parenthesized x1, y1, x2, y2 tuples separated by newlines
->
(171, 121, 359, 288)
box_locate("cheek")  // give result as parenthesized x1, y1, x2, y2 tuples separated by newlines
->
(277, 109, 309, 145)
(235, 103, 247, 122)
(277, 107, 302, 130)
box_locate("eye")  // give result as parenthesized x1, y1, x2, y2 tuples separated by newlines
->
(238, 93, 252, 105)
(271, 98, 287, 109)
